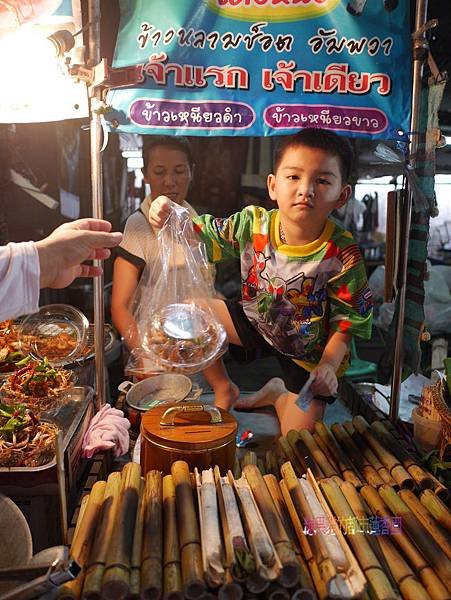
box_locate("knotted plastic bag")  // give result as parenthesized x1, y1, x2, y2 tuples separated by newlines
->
(126, 203, 227, 376)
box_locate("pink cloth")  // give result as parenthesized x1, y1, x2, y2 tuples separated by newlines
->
(82, 404, 131, 458)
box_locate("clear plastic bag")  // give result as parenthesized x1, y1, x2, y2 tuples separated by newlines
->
(126, 203, 227, 376)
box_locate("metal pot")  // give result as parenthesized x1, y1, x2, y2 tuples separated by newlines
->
(118, 373, 194, 432)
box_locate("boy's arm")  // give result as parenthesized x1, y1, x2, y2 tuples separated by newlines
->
(311, 330, 351, 396)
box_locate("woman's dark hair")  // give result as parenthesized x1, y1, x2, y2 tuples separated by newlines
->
(273, 128, 354, 183)
(142, 135, 194, 173)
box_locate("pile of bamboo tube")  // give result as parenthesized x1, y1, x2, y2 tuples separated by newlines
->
(59, 416, 451, 600)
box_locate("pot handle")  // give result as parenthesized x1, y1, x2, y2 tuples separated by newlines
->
(118, 380, 134, 394)
(160, 404, 222, 426)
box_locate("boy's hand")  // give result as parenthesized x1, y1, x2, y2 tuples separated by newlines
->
(310, 363, 338, 397)
(148, 195, 174, 228)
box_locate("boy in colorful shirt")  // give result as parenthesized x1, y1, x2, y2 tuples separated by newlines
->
(149, 128, 373, 433)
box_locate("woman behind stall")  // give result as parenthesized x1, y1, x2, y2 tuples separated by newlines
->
(111, 136, 239, 409)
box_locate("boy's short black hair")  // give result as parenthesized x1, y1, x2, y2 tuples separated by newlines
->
(273, 128, 354, 183)
(142, 135, 194, 173)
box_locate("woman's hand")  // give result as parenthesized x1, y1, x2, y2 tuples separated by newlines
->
(310, 363, 338, 397)
(148, 195, 174, 229)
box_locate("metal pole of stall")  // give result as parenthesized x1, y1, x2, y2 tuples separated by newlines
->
(88, 0, 106, 408)
(389, 0, 429, 422)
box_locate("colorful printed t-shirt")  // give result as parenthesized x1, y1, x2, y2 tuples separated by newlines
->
(194, 206, 373, 374)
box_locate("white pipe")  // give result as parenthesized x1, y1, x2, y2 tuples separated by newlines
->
(389, 0, 429, 422)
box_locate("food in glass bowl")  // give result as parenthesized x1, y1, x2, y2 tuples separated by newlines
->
(0, 403, 59, 467)
(143, 303, 226, 371)
(1, 357, 72, 412)
(0, 320, 28, 374)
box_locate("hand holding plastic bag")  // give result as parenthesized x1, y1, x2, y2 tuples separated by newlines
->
(127, 200, 227, 375)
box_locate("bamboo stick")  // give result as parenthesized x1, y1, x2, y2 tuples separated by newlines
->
(342, 422, 398, 488)
(242, 451, 258, 468)
(129, 478, 145, 600)
(314, 422, 363, 489)
(313, 431, 340, 473)
(379, 485, 451, 589)
(82, 472, 122, 600)
(197, 468, 225, 588)
(339, 482, 400, 595)
(331, 423, 384, 488)
(361, 485, 451, 600)
(265, 450, 280, 478)
(352, 417, 415, 490)
(429, 473, 450, 502)
(371, 421, 434, 490)
(279, 479, 327, 599)
(398, 489, 451, 560)
(162, 475, 183, 600)
(233, 455, 241, 480)
(263, 474, 316, 596)
(141, 470, 163, 600)
(320, 478, 397, 600)
(215, 468, 255, 583)
(420, 489, 451, 532)
(171, 460, 206, 599)
(243, 465, 299, 588)
(278, 434, 305, 477)
(70, 481, 106, 567)
(297, 430, 338, 478)
(102, 462, 141, 600)
(232, 473, 281, 584)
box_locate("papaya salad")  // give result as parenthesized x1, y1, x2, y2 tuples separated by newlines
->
(1, 357, 72, 411)
(0, 403, 58, 467)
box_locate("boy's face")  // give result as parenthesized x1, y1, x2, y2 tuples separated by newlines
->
(267, 145, 351, 230)
(144, 145, 192, 204)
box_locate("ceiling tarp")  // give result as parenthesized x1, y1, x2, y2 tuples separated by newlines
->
(106, 0, 411, 140)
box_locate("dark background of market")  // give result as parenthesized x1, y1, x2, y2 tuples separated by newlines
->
(0, 0, 450, 396)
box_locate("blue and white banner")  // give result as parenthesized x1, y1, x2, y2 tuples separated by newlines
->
(106, 0, 411, 140)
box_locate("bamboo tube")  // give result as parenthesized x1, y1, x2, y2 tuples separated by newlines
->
(102, 462, 141, 600)
(280, 463, 349, 590)
(420, 489, 451, 532)
(379, 485, 451, 589)
(215, 468, 255, 583)
(129, 478, 145, 600)
(197, 469, 225, 588)
(171, 460, 206, 599)
(242, 451, 258, 468)
(162, 475, 183, 600)
(233, 455, 241, 480)
(331, 423, 385, 488)
(319, 478, 397, 600)
(82, 472, 122, 600)
(285, 430, 323, 478)
(352, 417, 415, 490)
(264, 582, 290, 599)
(371, 421, 434, 490)
(70, 481, 106, 567)
(243, 465, 299, 588)
(361, 485, 451, 600)
(233, 474, 281, 583)
(297, 430, 338, 478)
(265, 450, 280, 478)
(141, 470, 163, 600)
(314, 422, 363, 489)
(398, 490, 451, 560)
(313, 431, 340, 473)
(263, 475, 315, 596)
(342, 422, 398, 488)
(339, 482, 400, 594)
(429, 473, 450, 502)
(278, 435, 305, 476)
(279, 479, 327, 599)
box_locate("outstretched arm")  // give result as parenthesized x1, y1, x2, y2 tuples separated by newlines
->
(35, 218, 122, 289)
(310, 330, 351, 396)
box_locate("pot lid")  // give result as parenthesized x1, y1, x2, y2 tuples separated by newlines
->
(18, 304, 89, 367)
